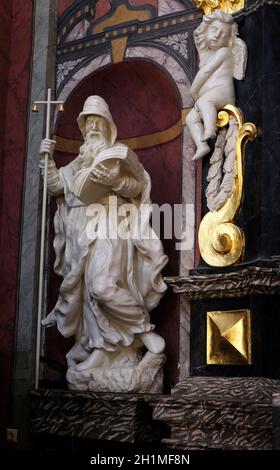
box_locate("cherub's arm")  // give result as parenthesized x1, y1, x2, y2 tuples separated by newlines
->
(191, 47, 232, 100)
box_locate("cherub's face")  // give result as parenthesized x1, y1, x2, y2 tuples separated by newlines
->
(205, 20, 232, 50)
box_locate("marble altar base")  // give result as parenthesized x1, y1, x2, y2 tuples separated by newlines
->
(30, 389, 169, 444)
(153, 376, 280, 450)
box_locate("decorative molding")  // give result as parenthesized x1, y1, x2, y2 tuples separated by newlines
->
(156, 31, 189, 59)
(55, 10, 201, 93)
(111, 36, 128, 62)
(90, 2, 153, 35)
(56, 57, 84, 89)
(57, 0, 96, 45)
(56, 10, 201, 58)
(56, 52, 111, 102)
(165, 265, 280, 299)
(167, 376, 280, 401)
(122, 119, 182, 150)
(55, 7, 202, 94)
(54, 118, 182, 153)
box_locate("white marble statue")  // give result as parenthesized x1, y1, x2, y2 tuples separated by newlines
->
(186, 10, 247, 160)
(40, 95, 168, 392)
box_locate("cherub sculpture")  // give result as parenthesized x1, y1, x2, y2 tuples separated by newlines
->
(186, 10, 247, 160)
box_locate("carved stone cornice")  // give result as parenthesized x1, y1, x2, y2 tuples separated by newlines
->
(165, 266, 280, 299)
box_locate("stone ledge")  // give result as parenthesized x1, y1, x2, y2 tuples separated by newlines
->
(165, 266, 280, 299)
(153, 377, 280, 450)
(29, 389, 169, 443)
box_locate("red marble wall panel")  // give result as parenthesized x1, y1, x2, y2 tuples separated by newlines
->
(95, 0, 112, 19)
(45, 60, 182, 385)
(0, 0, 33, 441)
(57, 1, 159, 19)
(55, 61, 181, 140)
(0, 1, 12, 231)
(57, 0, 77, 16)
(58, 0, 112, 19)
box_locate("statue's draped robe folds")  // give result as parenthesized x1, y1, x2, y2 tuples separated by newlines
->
(49, 143, 168, 353)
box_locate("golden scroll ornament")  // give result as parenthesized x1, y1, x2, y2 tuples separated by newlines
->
(198, 105, 256, 267)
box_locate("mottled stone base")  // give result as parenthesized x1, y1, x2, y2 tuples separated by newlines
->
(30, 389, 169, 443)
(273, 393, 280, 449)
(153, 377, 280, 450)
(66, 352, 165, 393)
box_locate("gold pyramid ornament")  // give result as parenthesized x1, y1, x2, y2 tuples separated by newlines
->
(207, 309, 251, 365)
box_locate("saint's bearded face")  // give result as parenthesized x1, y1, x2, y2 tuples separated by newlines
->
(76, 115, 110, 171)
(85, 115, 109, 147)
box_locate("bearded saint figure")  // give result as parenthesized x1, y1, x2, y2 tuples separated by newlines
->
(40, 96, 168, 390)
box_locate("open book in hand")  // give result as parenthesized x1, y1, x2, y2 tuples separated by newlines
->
(73, 144, 144, 205)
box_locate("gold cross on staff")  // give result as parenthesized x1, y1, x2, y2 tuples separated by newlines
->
(32, 88, 64, 390)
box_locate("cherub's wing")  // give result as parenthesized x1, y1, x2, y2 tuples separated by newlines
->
(233, 38, 248, 80)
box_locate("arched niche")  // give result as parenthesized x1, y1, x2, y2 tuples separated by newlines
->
(44, 59, 183, 387)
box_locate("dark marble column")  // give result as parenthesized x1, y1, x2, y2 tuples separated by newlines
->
(170, 2, 280, 381)
(228, 3, 280, 263)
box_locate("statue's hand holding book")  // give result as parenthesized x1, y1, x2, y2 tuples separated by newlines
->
(90, 160, 121, 188)
(73, 143, 143, 205)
